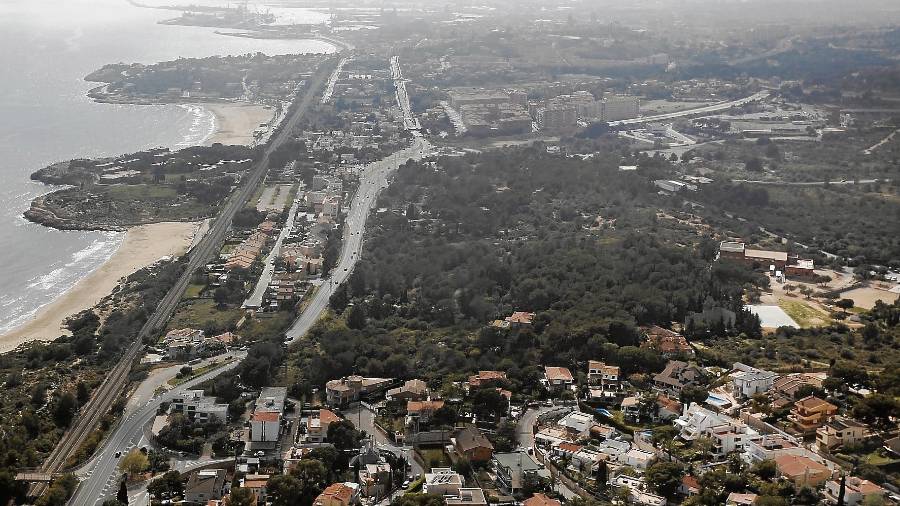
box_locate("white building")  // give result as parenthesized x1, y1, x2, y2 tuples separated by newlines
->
(675, 403, 759, 456)
(621, 448, 656, 470)
(424, 468, 464, 496)
(731, 362, 777, 399)
(612, 475, 665, 506)
(170, 390, 228, 423)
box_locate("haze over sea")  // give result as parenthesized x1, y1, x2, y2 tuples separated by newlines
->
(0, 0, 332, 336)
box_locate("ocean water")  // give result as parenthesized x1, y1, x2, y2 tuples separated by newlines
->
(0, 0, 334, 335)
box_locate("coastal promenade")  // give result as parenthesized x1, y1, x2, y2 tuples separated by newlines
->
(27, 56, 339, 504)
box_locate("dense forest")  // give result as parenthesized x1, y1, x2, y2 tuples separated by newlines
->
(282, 146, 764, 397)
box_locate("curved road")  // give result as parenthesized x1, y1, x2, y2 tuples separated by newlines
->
(285, 136, 432, 341)
(70, 353, 246, 505)
(609, 91, 769, 127)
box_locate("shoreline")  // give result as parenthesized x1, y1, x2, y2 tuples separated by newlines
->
(8, 96, 271, 352)
(0, 222, 200, 353)
(203, 102, 276, 146)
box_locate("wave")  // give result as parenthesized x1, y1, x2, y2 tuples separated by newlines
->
(0, 231, 124, 335)
(174, 103, 217, 149)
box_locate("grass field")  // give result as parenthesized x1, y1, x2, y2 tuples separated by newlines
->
(166, 300, 241, 334)
(779, 298, 832, 328)
(184, 283, 207, 299)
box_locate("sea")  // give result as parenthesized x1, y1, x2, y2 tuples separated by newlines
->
(0, 0, 332, 335)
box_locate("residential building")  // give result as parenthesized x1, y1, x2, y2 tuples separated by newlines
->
(386, 379, 430, 402)
(600, 95, 640, 122)
(642, 326, 694, 358)
(823, 476, 886, 505)
(726, 492, 758, 505)
(731, 362, 777, 399)
(774, 454, 833, 487)
(250, 387, 287, 443)
(790, 396, 838, 435)
(240, 474, 270, 505)
(770, 373, 825, 409)
(817, 417, 868, 451)
(424, 468, 464, 496)
(653, 361, 706, 395)
(184, 469, 227, 504)
(493, 452, 551, 495)
(454, 427, 494, 463)
(744, 434, 806, 463)
(674, 403, 759, 457)
(307, 409, 342, 443)
(622, 448, 656, 469)
(406, 400, 446, 426)
(314, 482, 359, 506)
(536, 106, 577, 130)
(170, 390, 229, 423)
(523, 493, 561, 506)
(468, 371, 507, 389)
(557, 411, 595, 434)
(325, 375, 394, 407)
(588, 361, 622, 392)
(611, 475, 665, 506)
(543, 366, 574, 391)
(358, 463, 391, 499)
(445, 489, 488, 506)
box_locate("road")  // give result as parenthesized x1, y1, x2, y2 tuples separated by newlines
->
(70, 352, 246, 505)
(344, 405, 423, 479)
(286, 54, 429, 341)
(515, 406, 579, 500)
(244, 182, 303, 308)
(30, 57, 339, 503)
(285, 137, 432, 341)
(609, 91, 769, 127)
(731, 178, 888, 186)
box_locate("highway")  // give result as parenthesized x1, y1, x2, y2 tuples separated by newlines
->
(27, 56, 339, 503)
(608, 91, 770, 127)
(70, 353, 246, 505)
(285, 137, 432, 341)
(286, 54, 429, 341)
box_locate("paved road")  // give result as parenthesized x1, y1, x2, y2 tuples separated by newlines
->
(70, 352, 246, 505)
(285, 137, 432, 341)
(244, 182, 303, 308)
(609, 91, 769, 127)
(344, 405, 423, 478)
(55, 57, 339, 505)
(731, 178, 888, 186)
(516, 406, 579, 500)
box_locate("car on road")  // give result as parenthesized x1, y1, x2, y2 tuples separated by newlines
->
(114, 451, 121, 458)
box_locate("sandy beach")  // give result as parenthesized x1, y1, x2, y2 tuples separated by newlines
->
(204, 102, 275, 146)
(0, 221, 200, 353)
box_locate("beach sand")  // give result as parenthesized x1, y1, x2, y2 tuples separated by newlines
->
(204, 102, 275, 146)
(0, 221, 200, 353)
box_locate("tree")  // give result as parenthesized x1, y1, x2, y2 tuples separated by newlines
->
(392, 494, 447, 506)
(853, 394, 900, 428)
(327, 420, 361, 451)
(346, 304, 367, 329)
(836, 298, 855, 311)
(645, 462, 685, 499)
(147, 471, 183, 498)
(680, 386, 709, 406)
(471, 388, 508, 420)
(268, 474, 303, 506)
(750, 459, 777, 480)
(53, 392, 78, 428)
(837, 474, 846, 506)
(225, 487, 256, 506)
(117, 478, 129, 504)
(119, 449, 149, 479)
(744, 157, 763, 172)
(289, 458, 328, 505)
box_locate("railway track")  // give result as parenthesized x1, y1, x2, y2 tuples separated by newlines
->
(28, 56, 338, 501)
